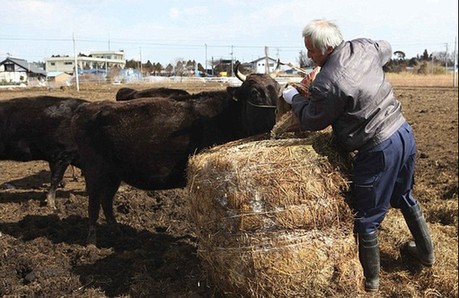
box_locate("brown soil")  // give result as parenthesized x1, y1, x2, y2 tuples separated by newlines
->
(0, 83, 457, 297)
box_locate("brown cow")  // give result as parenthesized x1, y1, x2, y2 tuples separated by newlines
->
(115, 87, 190, 101)
(71, 67, 280, 245)
(0, 96, 88, 208)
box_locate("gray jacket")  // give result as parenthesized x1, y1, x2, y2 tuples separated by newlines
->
(291, 38, 406, 152)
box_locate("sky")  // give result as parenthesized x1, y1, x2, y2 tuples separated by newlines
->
(0, 0, 458, 68)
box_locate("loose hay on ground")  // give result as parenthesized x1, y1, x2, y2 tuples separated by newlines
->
(187, 131, 363, 297)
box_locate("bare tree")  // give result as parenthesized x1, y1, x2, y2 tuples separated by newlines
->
(298, 50, 313, 68)
(165, 64, 173, 76)
(174, 59, 186, 78)
(393, 51, 406, 60)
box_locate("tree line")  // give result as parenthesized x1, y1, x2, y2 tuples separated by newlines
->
(298, 48, 456, 74)
(29, 47, 456, 77)
(125, 58, 240, 77)
(127, 48, 456, 77)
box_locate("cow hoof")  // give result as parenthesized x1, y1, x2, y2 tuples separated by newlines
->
(45, 194, 56, 209)
(45, 200, 56, 209)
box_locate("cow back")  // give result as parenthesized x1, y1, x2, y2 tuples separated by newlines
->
(0, 96, 88, 163)
(71, 92, 235, 189)
(115, 87, 190, 101)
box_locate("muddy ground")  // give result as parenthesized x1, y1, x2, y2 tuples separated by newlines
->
(0, 82, 457, 297)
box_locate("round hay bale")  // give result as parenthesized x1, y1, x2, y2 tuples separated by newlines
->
(187, 131, 362, 297)
(198, 230, 362, 297)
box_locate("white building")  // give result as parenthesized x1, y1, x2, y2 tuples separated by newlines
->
(249, 57, 279, 74)
(0, 57, 46, 85)
(45, 51, 126, 75)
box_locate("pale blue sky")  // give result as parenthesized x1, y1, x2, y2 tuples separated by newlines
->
(0, 0, 457, 67)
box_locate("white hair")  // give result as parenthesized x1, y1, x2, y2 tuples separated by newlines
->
(302, 19, 343, 54)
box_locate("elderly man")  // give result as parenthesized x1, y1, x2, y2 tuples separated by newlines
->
(282, 19, 434, 292)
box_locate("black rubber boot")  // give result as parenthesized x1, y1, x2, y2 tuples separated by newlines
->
(358, 232, 380, 292)
(401, 203, 435, 266)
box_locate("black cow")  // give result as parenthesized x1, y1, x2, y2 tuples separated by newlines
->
(71, 63, 280, 244)
(115, 87, 190, 101)
(0, 96, 88, 208)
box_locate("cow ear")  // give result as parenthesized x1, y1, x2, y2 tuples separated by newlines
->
(226, 86, 238, 101)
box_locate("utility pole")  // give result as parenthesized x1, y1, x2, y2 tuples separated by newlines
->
(105, 56, 108, 80)
(73, 32, 80, 92)
(205, 43, 207, 76)
(453, 37, 457, 87)
(265, 46, 269, 74)
(230, 45, 234, 76)
(139, 47, 143, 78)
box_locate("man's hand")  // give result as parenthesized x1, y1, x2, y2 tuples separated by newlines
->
(289, 82, 310, 96)
(282, 85, 299, 104)
(282, 67, 320, 105)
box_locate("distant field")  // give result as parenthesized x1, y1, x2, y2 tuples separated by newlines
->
(0, 72, 457, 93)
(386, 72, 457, 87)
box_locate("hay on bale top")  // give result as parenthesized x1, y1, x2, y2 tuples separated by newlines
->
(187, 130, 354, 235)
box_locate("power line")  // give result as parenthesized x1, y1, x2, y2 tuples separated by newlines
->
(0, 35, 302, 51)
(2, 35, 454, 65)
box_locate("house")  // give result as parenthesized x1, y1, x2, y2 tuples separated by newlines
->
(249, 57, 279, 74)
(0, 57, 47, 86)
(45, 51, 126, 75)
(46, 71, 72, 89)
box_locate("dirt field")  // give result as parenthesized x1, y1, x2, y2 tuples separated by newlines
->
(0, 79, 457, 297)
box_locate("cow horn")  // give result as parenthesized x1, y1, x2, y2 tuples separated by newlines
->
(277, 59, 309, 74)
(234, 61, 247, 82)
(270, 59, 282, 79)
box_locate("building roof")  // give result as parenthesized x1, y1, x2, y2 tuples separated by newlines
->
(0, 57, 47, 76)
(249, 56, 278, 64)
(46, 71, 67, 77)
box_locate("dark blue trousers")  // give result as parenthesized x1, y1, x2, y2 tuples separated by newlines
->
(351, 122, 418, 234)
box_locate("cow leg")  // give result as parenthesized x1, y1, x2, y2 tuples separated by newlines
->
(85, 172, 121, 246)
(87, 191, 102, 246)
(100, 176, 121, 225)
(46, 161, 70, 209)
